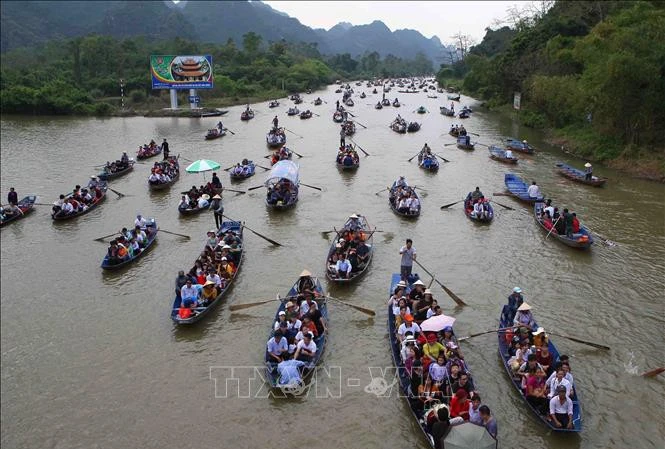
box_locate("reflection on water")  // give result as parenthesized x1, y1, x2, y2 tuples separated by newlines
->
(2, 85, 665, 449)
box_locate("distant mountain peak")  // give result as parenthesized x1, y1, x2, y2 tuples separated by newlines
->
(331, 21, 353, 30)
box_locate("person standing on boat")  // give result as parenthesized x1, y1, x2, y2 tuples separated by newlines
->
(340, 127, 346, 147)
(399, 238, 417, 282)
(563, 208, 574, 237)
(7, 187, 18, 206)
(479, 406, 498, 438)
(508, 287, 524, 317)
(527, 181, 541, 199)
(210, 194, 223, 229)
(272, 115, 279, 129)
(584, 162, 593, 180)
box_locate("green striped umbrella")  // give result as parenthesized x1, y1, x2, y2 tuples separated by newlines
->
(185, 159, 221, 173)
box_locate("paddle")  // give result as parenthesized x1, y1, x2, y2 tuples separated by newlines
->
(492, 192, 511, 196)
(285, 128, 304, 139)
(457, 327, 514, 342)
(468, 132, 480, 137)
(157, 228, 191, 239)
(435, 154, 452, 163)
(413, 260, 467, 306)
(247, 185, 264, 191)
(290, 149, 304, 158)
(300, 182, 322, 191)
(311, 112, 321, 117)
(475, 142, 490, 147)
(93, 231, 120, 242)
(34, 202, 57, 206)
(229, 297, 277, 311)
(327, 296, 375, 316)
(407, 151, 421, 162)
(222, 214, 282, 246)
(545, 217, 561, 240)
(440, 200, 462, 209)
(224, 128, 236, 135)
(492, 200, 514, 211)
(256, 165, 271, 171)
(354, 120, 368, 129)
(641, 367, 665, 378)
(223, 188, 246, 194)
(108, 187, 125, 198)
(375, 187, 389, 195)
(546, 332, 610, 351)
(443, 143, 457, 147)
(223, 165, 235, 171)
(348, 139, 370, 156)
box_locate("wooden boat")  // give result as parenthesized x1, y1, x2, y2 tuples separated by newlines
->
(335, 88, 343, 93)
(427, 95, 438, 99)
(534, 200, 593, 249)
(52, 183, 108, 220)
(332, 111, 344, 123)
(407, 122, 421, 133)
(418, 151, 439, 172)
(460, 106, 473, 114)
(170, 221, 244, 324)
(100, 219, 158, 270)
(505, 138, 535, 154)
(458, 110, 470, 119)
(375, 103, 383, 110)
(266, 128, 287, 148)
(148, 156, 180, 191)
(343, 121, 356, 136)
(0, 195, 36, 227)
(313, 98, 322, 106)
(270, 147, 293, 165)
(447, 93, 461, 101)
(98, 160, 135, 180)
(416, 106, 427, 114)
(387, 273, 496, 448)
(263, 271, 328, 394)
(382, 98, 391, 106)
(504, 173, 543, 203)
(336, 146, 360, 170)
(229, 161, 256, 181)
(389, 179, 420, 218)
(464, 197, 494, 223)
(178, 198, 211, 215)
(489, 146, 518, 164)
(268, 100, 280, 108)
(299, 110, 313, 119)
(391, 120, 407, 134)
(136, 145, 162, 159)
(325, 215, 374, 282)
(449, 128, 462, 137)
(265, 160, 299, 210)
(498, 303, 582, 432)
(392, 99, 401, 107)
(287, 107, 300, 116)
(205, 128, 226, 140)
(240, 109, 255, 121)
(372, 88, 378, 94)
(555, 162, 607, 187)
(457, 135, 475, 150)
(360, 92, 366, 99)
(345, 98, 355, 107)
(440, 106, 455, 116)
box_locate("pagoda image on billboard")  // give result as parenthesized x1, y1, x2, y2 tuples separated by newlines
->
(172, 57, 209, 82)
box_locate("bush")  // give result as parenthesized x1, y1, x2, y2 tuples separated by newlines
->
(94, 102, 113, 115)
(129, 89, 146, 103)
(519, 110, 547, 128)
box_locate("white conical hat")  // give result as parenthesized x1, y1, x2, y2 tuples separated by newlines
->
(299, 269, 312, 277)
(517, 302, 532, 311)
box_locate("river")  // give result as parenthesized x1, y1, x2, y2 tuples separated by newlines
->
(1, 85, 664, 449)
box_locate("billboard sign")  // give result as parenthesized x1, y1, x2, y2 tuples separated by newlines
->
(151, 55, 213, 90)
(513, 92, 521, 110)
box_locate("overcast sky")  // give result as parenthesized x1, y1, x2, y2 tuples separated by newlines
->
(262, 1, 531, 44)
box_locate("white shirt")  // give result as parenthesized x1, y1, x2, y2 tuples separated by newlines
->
(296, 339, 317, 354)
(547, 371, 574, 388)
(426, 308, 437, 319)
(505, 150, 514, 158)
(398, 198, 408, 209)
(549, 395, 573, 415)
(149, 174, 159, 182)
(409, 198, 420, 212)
(135, 217, 147, 229)
(547, 377, 572, 398)
(397, 322, 421, 337)
(335, 258, 352, 274)
(300, 300, 317, 316)
(429, 362, 446, 382)
(544, 206, 555, 219)
(198, 197, 209, 208)
(206, 273, 222, 288)
(469, 404, 482, 425)
(288, 319, 302, 331)
(527, 184, 541, 198)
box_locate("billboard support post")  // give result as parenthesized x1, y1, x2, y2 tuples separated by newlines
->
(189, 89, 197, 109)
(170, 89, 178, 109)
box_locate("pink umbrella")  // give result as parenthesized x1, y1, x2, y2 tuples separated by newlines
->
(420, 314, 456, 332)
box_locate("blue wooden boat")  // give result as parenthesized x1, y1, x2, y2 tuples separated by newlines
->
(505, 138, 536, 154)
(458, 110, 470, 119)
(265, 160, 299, 210)
(325, 214, 374, 283)
(457, 135, 475, 150)
(229, 161, 256, 181)
(170, 221, 244, 324)
(418, 151, 439, 171)
(555, 162, 607, 187)
(266, 127, 286, 148)
(1, 195, 36, 227)
(101, 219, 158, 270)
(388, 273, 494, 448)
(264, 271, 328, 394)
(504, 173, 543, 203)
(464, 196, 494, 223)
(97, 160, 135, 180)
(389, 179, 421, 218)
(534, 201, 593, 249)
(51, 183, 108, 220)
(489, 146, 518, 164)
(498, 303, 582, 432)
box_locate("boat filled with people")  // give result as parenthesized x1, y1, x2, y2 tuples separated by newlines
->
(439, 106, 455, 116)
(287, 107, 300, 116)
(136, 140, 162, 159)
(489, 146, 518, 164)
(505, 138, 536, 154)
(449, 124, 467, 138)
(389, 177, 421, 218)
(336, 144, 360, 170)
(101, 217, 158, 270)
(555, 162, 607, 187)
(264, 270, 328, 394)
(97, 154, 135, 180)
(266, 127, 287, 148)
(147, 156, 180, 191)
(171, 221, 244, 324)
(240, 107, 255, 121)
(534, 200, 593, 249)
(464, 188, 494, 223)
(205, 122, 226, 140)
(418, 145, 439, 172)
(265, 160, 299, 210)
(391, 116, 407, 133)
(0, 195, 36, 227)
(498, 298, 582, 432)
(229, 159, 256, 181)
(332, 110, 344, 123)
(268, 100, 280, 108)
(299, 110, 313, 119)
(178, 193, 212, 215)
(313, 98, 323, 106)
(407, 121, 421, 133)
(325, 214, 374, 282)
(269, 147, 293, 165)
(51, 179, 108, 220)
(387, 274, 498, 448)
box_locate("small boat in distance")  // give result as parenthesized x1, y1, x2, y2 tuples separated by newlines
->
(555, 162, 607, 187)
(0, 195, 36, 227)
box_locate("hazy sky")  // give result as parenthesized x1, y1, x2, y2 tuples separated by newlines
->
(262, 1, 530, 44)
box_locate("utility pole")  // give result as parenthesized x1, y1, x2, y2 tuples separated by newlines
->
(120, 79, 125, 109)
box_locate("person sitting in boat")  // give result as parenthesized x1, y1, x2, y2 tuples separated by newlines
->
(397, 314, 421, 344)
(334, 253, 353, 279)
(134, 226, 147, 247)
(198, 280, 218, 307)
(513, 302, 535, 331)
(267, 330, 289, 363)
(408, 194, 420, 215)
(470, 187, 484, 203)
(107, 240, 120, 264)
(294, 332, 317, 362)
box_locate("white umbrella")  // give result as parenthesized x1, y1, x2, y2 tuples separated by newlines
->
(442, 422, 497, 449)
(420, 314, 456, 332)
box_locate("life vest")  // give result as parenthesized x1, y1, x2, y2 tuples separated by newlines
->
(117, 246, 128, 258)
(505, 327, 514, 344)
(179, 307, 192, 319)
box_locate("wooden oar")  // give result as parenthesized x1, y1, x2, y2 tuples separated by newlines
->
(301, 182, 322, 191)
(414, 260, 467, 306)
(223, 188, 246, 194)
(256, 165, 271, 171)
(223, 165, 236, 171)
(327, 296, 375, 316)
(468, 132, 480, 136)
(94, 231, 120, 242)
(247, 185, 264, 191)
(224, 128, 236, 135)
(435, 154, 452, 163)
(475, 142, 490, 147)
(492, 192, 511, 196)
(349, 139, 370, 156)
(546, 332, 610, 351)
(457, 327, 513, 342)
(354, 120, 368, 129)
(34, 202, 57, 206)
(407, 151, 421, 162)
(290, 149, 304, 158)
(285, 128, 304, 139)
(440, 200, 462, 209)
(157, 228, 190, 239)
(492, 200, 514, 211)
(312, 112, 321, 117)
(545, 217, 561, 240)
(229, 298, 277, 311)
(641, 367, 665, 378)
(375, 187, 389, 195)
(443, 143, 457, 147)
(108, 187, 125, 198)
(222, 214, 282, 246)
